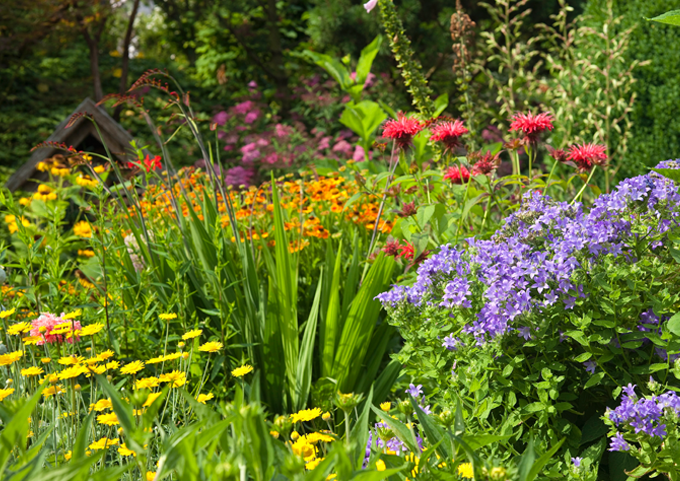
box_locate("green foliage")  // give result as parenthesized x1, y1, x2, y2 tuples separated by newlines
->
(376, 0, 434, 117)
(584, 0, 680, 178)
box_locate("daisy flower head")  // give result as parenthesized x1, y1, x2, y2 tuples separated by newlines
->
(182, 329, 202, 340)
(199, 341, 223, 353)
(232, 364, 254, 378)
(429, 120, 468, 151)
(196, 393, 215, 404)
(382, 113, 424, 150)
(290, 407, 323, 423)
(120, 360, 145, 376)
(21, 366, 44, 377)
(509, 112, 554, 144)
(567, 143, 607, 172)
(443, 165, 471, 185)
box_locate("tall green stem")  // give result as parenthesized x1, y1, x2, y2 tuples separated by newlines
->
(571, 166, 597, 205)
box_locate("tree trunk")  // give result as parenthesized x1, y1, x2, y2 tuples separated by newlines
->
(265, 0, 291, 114)
(83, 31, 103, 102)
(114, 0, 141, 120)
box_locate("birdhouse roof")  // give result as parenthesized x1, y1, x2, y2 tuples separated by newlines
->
(5, 98, 135, 192)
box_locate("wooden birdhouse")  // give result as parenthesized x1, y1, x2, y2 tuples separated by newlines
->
(5, 98, 135, 192)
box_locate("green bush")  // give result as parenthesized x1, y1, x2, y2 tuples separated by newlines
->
(583, 0, 680, 179)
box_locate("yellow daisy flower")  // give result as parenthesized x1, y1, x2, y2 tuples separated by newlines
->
(182, 329, 203, 340)
(231, 364, 253, 377)
(142, 392, 162, 408)
(135, 377, 160, 390)
(458, 463, 474, 479)
(118, 444, 136, 457)
(0, 308, 16, 319)
(290, 407, 323, 424)
(96, 350, 115, 362)
(73, 221, 92, 238)
(7, 321, 30, 335)
(79, 323, 104, 336)
(0, 388, 15, 401)
(199, 341, 223, 353)
(97, 412, 119, 426)
(159, 370, 186, 388)
(89, 437, 118, 451)
(120, 360, 145, 375)
(90, 399, 113, 412)
(159, 313, 177, 321)
(21, 366, 44, 377)
(196, 393, 214, 404)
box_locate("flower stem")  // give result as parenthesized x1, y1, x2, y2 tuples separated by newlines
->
(570, 166, 597, 205)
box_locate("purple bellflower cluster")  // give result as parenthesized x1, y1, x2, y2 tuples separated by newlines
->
(377, 161, 680, 344)
(606, 384, 680, 452)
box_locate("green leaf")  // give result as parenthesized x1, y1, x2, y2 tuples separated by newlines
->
(355, 36, 383, 87)
(409, 395, 453, 459)
(584, 372, 606, 389)
(303, 50, 352, 89)
(372, 406, 418, 453)
(667, 311, 680, 336)
(517, 439, 536, 481)
(574, 352, 593, 362)
(295, 273, 323, 410)
(525, 438, 565, 481)
(647, 10, 680, 26)
(652, 168, 680, 182)
(332, 254, 395, 391)
(433, 94, 449, 117)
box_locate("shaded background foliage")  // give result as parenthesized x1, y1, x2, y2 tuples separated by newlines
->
(1, 0, 678, 180)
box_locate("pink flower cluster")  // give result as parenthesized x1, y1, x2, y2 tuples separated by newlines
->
(30, 312, 81, 345)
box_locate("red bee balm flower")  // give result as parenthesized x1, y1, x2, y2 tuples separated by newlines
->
(397, 242, 414, 261)
(443, 165, 471, 184)
(382, 114, 424, 149)
(509, 112, 554, 143)
(127, 154, 162, 173)
(430, 120, 468, 150)
(567, 143, 607, 172)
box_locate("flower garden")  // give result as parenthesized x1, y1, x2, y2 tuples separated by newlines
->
(3, 1, 680, 480)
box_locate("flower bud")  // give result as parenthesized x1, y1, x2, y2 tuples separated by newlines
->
(178, 342, 185, 348)
(334, 391, 361, 413)
(274, 415, 292, 436)
(270, 430, 280, 439)
(291, 431, 300, 441)
(322, 411, 331, 421)
(106, 375, 112, 381)
(74, 384, 81, 392)
(489, 467, 507, 480)
(39, 326, 47, 334)
(182, 353, 189, 360)
(397, 400, 413, 416)
(5, 378, 13, 386)
(439, 409, 455, 427)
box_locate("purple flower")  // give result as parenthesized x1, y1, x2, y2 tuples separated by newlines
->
(406, 383, 423, 398)
(376, 160, 680, 347)
(571, 457, 582, 467)
(517, 327, 532, 340)
(622, 384, 637, 399)
(442, 335, 460, 351)
(608, 433, 630, 452)
(364, 0, 378, 13)
(583, 361, 597, 374)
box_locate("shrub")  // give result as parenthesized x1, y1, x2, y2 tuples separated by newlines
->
(379, 160, 680, 477)
(583, 0, 680, 180)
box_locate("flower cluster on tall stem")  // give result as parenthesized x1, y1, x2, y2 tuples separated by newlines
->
(429, 120, 468, 152)
(508, 112, 553, 178)
(382, 113, 424, 150)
